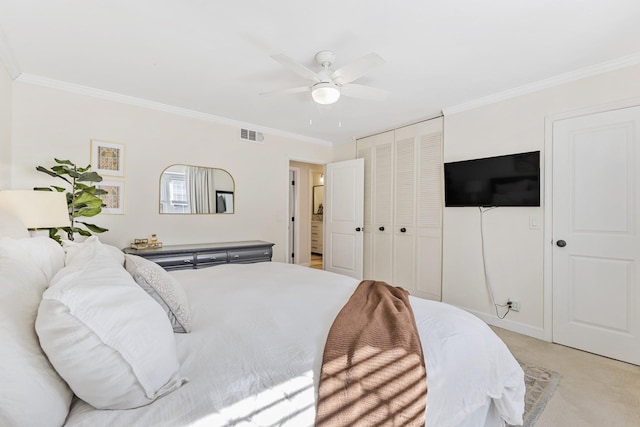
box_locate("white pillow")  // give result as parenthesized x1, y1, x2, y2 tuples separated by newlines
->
(62, 235, 124, 267)
(36, 250, 187, 409)
(0, 244, 73, 427)
(8, 236, 65, 282)
(125, 254, 192, 333)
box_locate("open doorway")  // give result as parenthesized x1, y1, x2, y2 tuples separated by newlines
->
(288, 161, 324, 268)
(310, 171, 324, 269)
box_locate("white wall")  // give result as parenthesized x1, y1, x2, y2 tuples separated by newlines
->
(443, 63, 640, 337)
(10, 82, 335, 261)
(332, 140, 356, 162)
(0, 62, 11, 189)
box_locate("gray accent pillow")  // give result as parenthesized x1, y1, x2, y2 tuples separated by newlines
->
(125, 254, 192, 333)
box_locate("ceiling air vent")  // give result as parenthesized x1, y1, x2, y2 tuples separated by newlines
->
(240, 128, 264, 144)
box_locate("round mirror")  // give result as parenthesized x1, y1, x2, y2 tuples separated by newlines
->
(160, 165, 235, 214)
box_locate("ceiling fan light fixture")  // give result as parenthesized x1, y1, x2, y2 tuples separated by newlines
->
(311, 82, 340, 105)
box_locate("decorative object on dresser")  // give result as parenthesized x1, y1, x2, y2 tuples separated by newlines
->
(129, 237, 163, 250)
(123, 240, 274, 270)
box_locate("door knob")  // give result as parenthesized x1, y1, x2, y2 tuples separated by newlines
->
(355, 227, 361, 232)
(379, 226, 385, 231)
(556, 240, 567, 247)
(400, 227, 407, 233)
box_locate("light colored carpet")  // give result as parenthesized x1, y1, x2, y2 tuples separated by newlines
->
(493, 326, 640, 426)
(508, 362, 561, 427)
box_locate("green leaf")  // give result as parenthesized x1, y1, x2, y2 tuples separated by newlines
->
(36, 165, 73, 185)
(74, 191, 103, 206)
(78, 171, 103, 182)
(75, 206, 102, 217)
(72, 227, 92, 237)
(48, 229, 63, 245)
(38, 158, 108, 242)
(37, 166, 62, 178)
(76, 221, 109, 233)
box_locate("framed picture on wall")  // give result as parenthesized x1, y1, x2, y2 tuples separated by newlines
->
(215, 190, 234, 213)
(96, 180, 125, 214)
(91, 139, 125, 177)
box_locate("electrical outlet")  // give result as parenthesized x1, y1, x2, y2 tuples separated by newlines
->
(508, 299, 521, 312)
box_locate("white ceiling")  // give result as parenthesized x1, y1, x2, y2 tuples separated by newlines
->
(1, 0, 640, 145)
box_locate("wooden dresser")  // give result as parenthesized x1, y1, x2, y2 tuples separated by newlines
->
(311, 221, 323, 255)
(123, 240, 274, 271)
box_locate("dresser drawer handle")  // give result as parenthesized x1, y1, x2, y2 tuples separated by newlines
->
(263, 252, 269, 255)
(183, 259, 193, 263)
(233, 255, 240, 258)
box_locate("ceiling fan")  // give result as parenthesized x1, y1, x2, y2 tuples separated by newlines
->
(262, 50, 388, 105)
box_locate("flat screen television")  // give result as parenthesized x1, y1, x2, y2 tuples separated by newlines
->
(444, 151, 540, 207)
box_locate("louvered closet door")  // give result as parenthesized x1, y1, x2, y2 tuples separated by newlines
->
(357, 136, 374, 279)
(358, 131, 394, 282)
(415, 119, 443, 300)
(372, 132, 395, 283)
(393, 124, 418, 292)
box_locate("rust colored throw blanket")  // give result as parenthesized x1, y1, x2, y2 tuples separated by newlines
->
(316, 280, 427, 427)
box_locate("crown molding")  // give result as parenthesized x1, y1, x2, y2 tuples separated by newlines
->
(0, 27, 20, 79)
(442, 52, 640, 116)
(14, 73, 334, 146)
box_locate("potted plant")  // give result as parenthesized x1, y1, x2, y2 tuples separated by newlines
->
(35, 158, 109, 242)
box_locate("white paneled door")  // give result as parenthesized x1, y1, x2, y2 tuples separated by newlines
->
(552, 106, 640, 365)
(324, 158, 364, 280)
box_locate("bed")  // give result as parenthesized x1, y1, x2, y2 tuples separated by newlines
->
(0, 219, 524, 427)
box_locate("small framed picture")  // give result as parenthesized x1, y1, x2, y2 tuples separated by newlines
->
(96, 181, 125, 214)
(215, 190, 234, 213)
(91, 139, 125, 177)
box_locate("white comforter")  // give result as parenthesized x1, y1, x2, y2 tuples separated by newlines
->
(64, 262, 524, 427)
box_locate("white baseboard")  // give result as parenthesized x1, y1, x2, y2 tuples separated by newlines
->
(459, 307, 546, 341)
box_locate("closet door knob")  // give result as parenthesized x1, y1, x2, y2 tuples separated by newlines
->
(400, 227, 407, 233)
(379, 226, 385, 231)
(355, 227, 361, 232)
(556, 240, 567, 247)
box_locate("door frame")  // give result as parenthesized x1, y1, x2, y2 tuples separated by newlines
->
(543, 96, 640, 342)
(288, 167, 300, 265)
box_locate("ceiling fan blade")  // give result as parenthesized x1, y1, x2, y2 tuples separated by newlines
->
(259, 86, 310, 96)
(340, 83, 389, 100)
(270, 54, 322, 83)
(331, 52, 385, 85)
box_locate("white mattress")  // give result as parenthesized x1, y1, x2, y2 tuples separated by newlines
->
(64, 262, 524, 426)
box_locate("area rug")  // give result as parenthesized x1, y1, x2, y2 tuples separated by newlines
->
(507, 361, 561, 427)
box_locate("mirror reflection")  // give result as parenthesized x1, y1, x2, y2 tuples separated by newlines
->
(160, 165, 235, 214)
(313, 185, 324, 215)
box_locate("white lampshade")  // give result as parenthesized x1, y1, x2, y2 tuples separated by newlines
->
(311, 82, 341, 105)
(0, 190, 70, 229)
